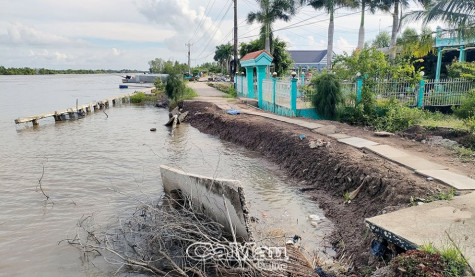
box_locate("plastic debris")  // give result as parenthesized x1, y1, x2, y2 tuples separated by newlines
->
(308, 214, 321, 221)
(314, 267, 336, 277)
(299, 134, 306, 140)
(226, 109, 240, 115)
(292, 235, 302, 243)
(309, 138, 331, 148)
(370, 240, 387, 257)
(426, 177, 433, 181)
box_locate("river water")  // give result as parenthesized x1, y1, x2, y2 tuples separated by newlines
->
(0, 74, 332, 276)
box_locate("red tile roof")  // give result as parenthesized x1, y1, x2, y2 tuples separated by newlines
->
(240, 50, 273, 61)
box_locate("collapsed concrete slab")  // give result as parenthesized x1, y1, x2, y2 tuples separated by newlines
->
(160, 165, 252, 241)
(366, 192, 475, 272)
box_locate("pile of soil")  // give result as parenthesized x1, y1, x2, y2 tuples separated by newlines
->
(401, 125, 475, 150)
(184, 101, 445, 274)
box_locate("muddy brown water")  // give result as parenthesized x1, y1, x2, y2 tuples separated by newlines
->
(0, 75, 333, 276)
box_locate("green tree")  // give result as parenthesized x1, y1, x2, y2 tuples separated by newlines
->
(311, 73, 343, 119)
(447, 61, 475, 80)
(405, 0, 475, 37)
(301, 0, 358, 68)
(372, 31, 391, 48)
(165, 75, 185, 102)
(247, 0, 296, 53)
(396, 27, 434, 58)
(213, 43, 233, 73)
(357, 0, 390, 49)
(148, 58, 165, 73)
(386, 0, 430, 60)
(239, 37, 293, 76)
(333, 48, 391, 114)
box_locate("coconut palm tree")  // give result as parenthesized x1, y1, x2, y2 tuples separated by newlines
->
(301, 0, 358, 68)
(405, 0, 475, 37)
(213, 43, 233, 73)
(386, 0, 431, 60)
(247, 0, 296, 53)
(357, 0, 391, 49)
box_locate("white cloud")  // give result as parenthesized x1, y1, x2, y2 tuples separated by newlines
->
(5, 23, 82, 46)
(112, 48, 121, 56)
(138, 0, 232, 57)
(335, 37, 356, 54)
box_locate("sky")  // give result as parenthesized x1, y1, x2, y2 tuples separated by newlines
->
(0, 0, 441, 70)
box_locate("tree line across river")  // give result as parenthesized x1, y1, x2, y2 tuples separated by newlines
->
(0, 66, 145, 75)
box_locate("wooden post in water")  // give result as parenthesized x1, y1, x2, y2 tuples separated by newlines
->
(54, 112, 62, 122)
(68, 109, 75, 119)
(112, 99, 116, 106)
(32, 118, 39, 126)
(104, 100, 110, 108)
(85, 106, 91, 113)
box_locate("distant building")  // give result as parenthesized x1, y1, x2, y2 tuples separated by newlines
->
(288, 50, 332, 71)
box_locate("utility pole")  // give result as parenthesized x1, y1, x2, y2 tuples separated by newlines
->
(185, 42, 192, 75)
(231, 0, 238, 82)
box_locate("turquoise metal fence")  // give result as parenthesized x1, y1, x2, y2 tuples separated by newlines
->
(423, 78, 474, 106)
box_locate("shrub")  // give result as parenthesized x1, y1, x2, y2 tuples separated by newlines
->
(372, 100, 426, 132)
(311, 73, 343, 119)
(154, 78, 165, 90)
(165, 74, 185, 102)
(446, 61, 475, 80)
(130, 92, 147, 103)
(453, 90, 475, 119)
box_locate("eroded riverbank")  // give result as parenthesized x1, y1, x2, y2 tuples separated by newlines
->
(184, 101, 448, 273)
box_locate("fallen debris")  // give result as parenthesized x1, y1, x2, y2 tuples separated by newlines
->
(226, 109, 240, 115)
(309, 138, 331, 148)
(374, 131, 393, 137)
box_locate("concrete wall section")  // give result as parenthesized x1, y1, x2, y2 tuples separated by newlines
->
(160, 165, 252, 241)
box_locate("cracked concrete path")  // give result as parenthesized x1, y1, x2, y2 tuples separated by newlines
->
(187, 82, 475, 191)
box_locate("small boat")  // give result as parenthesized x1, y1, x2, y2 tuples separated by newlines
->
(119, 85, 128, 89)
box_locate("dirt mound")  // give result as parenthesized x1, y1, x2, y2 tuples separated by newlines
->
(184, 101, 443, 273)
(400, 125, 475, 150)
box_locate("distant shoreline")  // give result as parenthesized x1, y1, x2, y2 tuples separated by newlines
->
(0, 66, 147, 75)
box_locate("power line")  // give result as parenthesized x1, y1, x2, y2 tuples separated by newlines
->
(195, 1, 233, 58)
(190, 0, 214, 43)
(193, 0, 230, 45)
(192, 27, 234, 61)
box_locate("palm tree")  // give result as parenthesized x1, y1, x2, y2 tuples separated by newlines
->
(386, 0, 430, 60)
(357, 0, 390, 49)
(301, 0, 358, 68)
(214, 44, 233, 73)
(405, 0, 475, 37)
(247, 0, 296, 53)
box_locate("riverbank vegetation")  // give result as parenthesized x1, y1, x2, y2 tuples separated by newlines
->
(388, 243, 470, 277)
(303, 46, 475, 156)
(0, 66, 143, 75)
(208, 82, 237, 98)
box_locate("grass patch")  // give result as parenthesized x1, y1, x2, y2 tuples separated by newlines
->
(129, 91, 162, 104)
(209, 82, 237, 98)
(411, 189, 455, 206)
(182, 86, 198, 100)
(452, 146, 475, 162)
(419, 114, 471, 132)
(343, 191, 351, 204)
